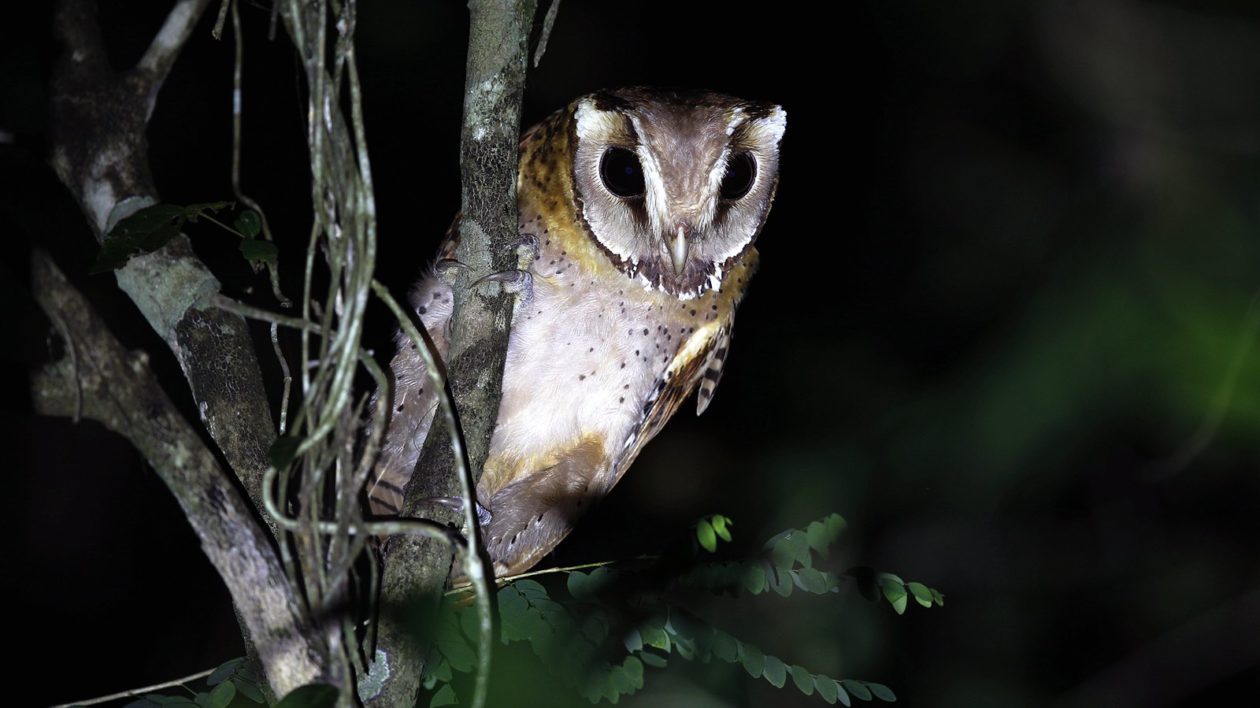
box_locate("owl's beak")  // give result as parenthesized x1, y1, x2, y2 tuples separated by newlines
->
(669, 226, 690, 277)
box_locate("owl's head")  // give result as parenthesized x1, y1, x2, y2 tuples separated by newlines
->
(568, 88, 785, 299)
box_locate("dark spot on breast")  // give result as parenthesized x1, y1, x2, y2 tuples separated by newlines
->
(579, 374, 586, 380)
(396, 404, 404, 412)
(589, 347, 595, 352)
(642, 328, 649, 335)
(620, 362, 625, 368)
(619, 396, 625, 403)
(690, 309, 696, 316)
(417, 306, 427, 315)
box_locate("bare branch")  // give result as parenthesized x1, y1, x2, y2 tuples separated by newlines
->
(369, 1, 538, 705)
(30, 251, 328, 698)
(135, 0, 212, 117)
(48, 0, 279, 531)
(534, 0, 562, 67)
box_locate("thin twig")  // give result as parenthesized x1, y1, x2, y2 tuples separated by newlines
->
(261, 466, 463, 546)
(533, 0, 561, 67)
(228, 0, 290, 306)
(211, 0, 230, 39)
(211, 294, 324, 334)
(52, 667, 216, 708)
(445, 558, 647, 598)
(372, 278, 496, 708)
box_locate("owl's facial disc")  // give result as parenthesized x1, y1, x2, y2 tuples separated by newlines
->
(571, 89, 786, 299)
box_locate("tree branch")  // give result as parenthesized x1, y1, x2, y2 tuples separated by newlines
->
(30, 251, 328, 698)
(368, 1, 537, 705)
(48, 0, 279, 533)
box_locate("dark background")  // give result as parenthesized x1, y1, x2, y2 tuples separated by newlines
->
(4, 1, 1260, 706)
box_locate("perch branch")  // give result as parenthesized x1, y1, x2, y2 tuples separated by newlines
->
(30, 251, 328, 697)
(48, 0, 279, 534)
(369, 1, 538, 705)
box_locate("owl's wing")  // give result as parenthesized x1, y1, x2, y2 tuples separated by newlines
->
(695, 326, 732, 415)
(612, 322, 732, 487)
(367, 274, 457, 516)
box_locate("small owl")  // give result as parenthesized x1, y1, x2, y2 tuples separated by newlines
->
(370, 87, 785, 576)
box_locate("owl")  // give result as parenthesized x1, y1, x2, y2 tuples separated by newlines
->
(369, 87, 785, 576)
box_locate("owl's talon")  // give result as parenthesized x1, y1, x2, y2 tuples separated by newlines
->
(436, 258, 468, 274)
(426, 496, 493, 527)
(471, 269, 533, 296)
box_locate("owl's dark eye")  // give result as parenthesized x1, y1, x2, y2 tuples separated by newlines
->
(600, 147, 646, 198)
(720, 152, 757, 201)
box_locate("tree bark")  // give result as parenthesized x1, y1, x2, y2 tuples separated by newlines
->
(30, 251, 328, 698)
(368, 1, 537, 705)
(48, 0, 279, 536)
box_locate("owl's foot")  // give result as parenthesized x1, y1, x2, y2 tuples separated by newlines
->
(471, 269, 533, 297)
(425, 496, 493, 528)
(514, 233, 541, 268)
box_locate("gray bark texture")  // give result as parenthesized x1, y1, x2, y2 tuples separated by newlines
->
(48, 0, 279, 534)
(30, 252, 329, 697)
(369, 1, 537, 705)
(43, 0, 328, 696)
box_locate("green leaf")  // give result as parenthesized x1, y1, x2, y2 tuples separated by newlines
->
(233, 678, 265, 704)
(712, 630, 738, 663)
(806, 520, 831, 558)
(239, 238, 278, 269)
(512, 578, 548, 600)
(206, 658, 243, 686)
(274, 684, 339, 708)
(144, 696, 198, 706)
(790, 665, 814, 695)
(623, 655, 644, 687)
(770, 566, 794, 597)
(738, 642, 764, 678)
(742, 563, 767, 594)
(638, 651, 667, 669)
(762, 655, 787, 688)
(205, 682, 235, 708)
(609, 664, 632, 694)
(711, 514, 733, 542)
(696, 519, 718, 553)
(825, 512, 847, 537)
(429, 684, 457, 708)
(641, 625, 670, 652)
(234, 210, 262, 238)
(774, 531, 812, 568)
(93, 204, 184, 273)
(92, 202, 233, 273)
(841, 680, 872, 701)
(816, 675, 839, 704)
(931, 588, 945, 606)
(582, 613, 609, 645)
(793, 567, 832, 594)
(867, 682, 896, 702)
(836, 682, 852, 707)
(567, 571, 594, 601)
(878, 574, 908, 615)
(269, 435, 302, 471)
(907, 582, 935, 609)
(436, 621, 478, 673)
(623, 628, 644, 653)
